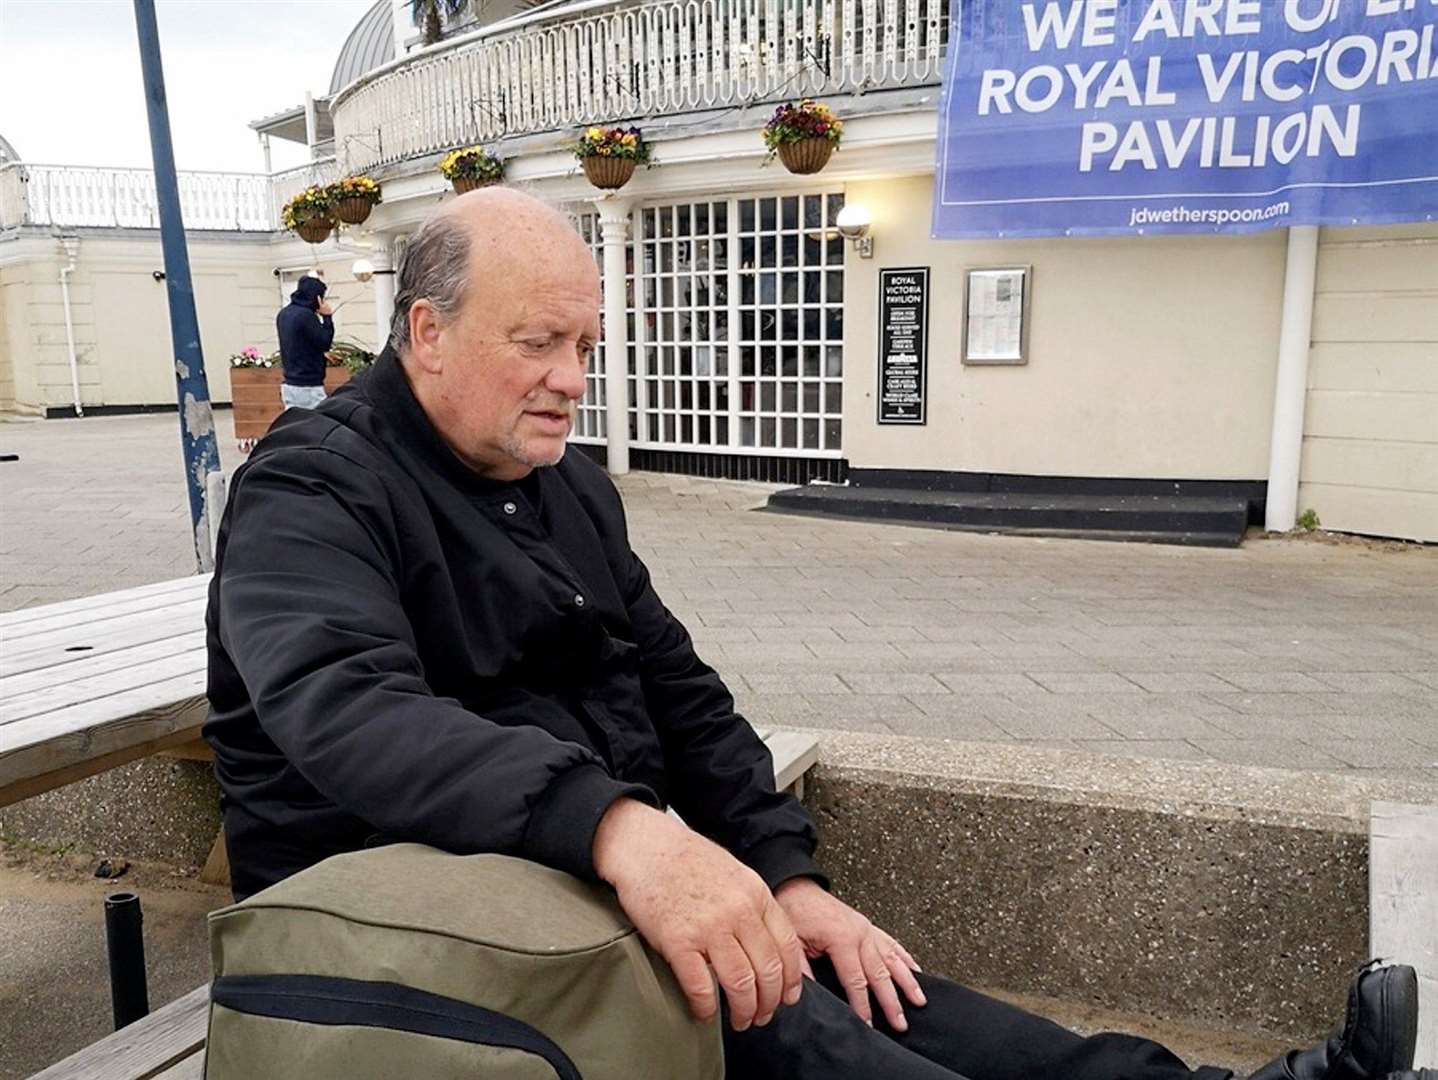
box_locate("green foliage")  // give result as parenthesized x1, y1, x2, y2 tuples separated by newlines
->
(572, 126, 654, 163)
(438, 146, 505, 182)
(762, 99, 844, 152)
(327, 340, 376, 373)
(1297, 508, 1321, 531)
(327, 175, 382, 205)
(280, 185, 334, 230)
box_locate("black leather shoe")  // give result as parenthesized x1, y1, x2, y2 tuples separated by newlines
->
(1249, 961, 1418, 1080)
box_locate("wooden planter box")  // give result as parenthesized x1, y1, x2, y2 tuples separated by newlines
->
(231, 366, 352, 443)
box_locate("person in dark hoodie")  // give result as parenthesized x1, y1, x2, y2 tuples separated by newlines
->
(275, 274, 335, 409)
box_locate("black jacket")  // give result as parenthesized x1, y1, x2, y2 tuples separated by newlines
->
(205, 348, 823, 900)
(275, 277, 334, 387)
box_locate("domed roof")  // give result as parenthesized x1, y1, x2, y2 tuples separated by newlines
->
(330, 0, 395, 96)
(0, 134, 18, 165)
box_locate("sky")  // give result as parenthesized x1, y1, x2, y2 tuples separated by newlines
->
(0, 0, 380, 174)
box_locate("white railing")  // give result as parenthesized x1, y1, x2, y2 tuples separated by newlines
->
(332, 0, 950, 172)
(0, 163, 275, 231)
(267, 158, 341, 225)
(0, 159, 344, 233)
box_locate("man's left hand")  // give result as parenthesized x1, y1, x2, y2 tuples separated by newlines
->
(774, 877, 927, 1031)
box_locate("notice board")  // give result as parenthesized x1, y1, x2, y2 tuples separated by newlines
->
(877, 267, 930, 425)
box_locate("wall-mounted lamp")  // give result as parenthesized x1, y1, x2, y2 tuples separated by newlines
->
(835, 204, 873, 259)
(351, 258, 375, 283)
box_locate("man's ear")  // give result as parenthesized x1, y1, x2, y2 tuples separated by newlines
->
(407, 299, 444, 375)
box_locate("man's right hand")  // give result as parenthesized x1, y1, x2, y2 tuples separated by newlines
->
(317, 301, 334, 317)
(593, 798, 805, 1031)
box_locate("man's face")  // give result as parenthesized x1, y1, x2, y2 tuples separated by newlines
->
(428, 248, 601, 481)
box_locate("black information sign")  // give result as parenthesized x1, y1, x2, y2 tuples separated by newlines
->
(877, 267, 929, 425)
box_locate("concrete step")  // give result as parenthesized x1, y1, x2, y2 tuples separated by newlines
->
(765, 484, 1251, 546)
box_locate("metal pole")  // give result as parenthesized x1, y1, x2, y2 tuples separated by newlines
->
(133, 0, 223, 572)
(1263, 225, 1320, 533)
(104, 892, 150, 1029)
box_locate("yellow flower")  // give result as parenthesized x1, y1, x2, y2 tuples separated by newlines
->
(622, 133, 637, 146)
(586, 127, 603, 139)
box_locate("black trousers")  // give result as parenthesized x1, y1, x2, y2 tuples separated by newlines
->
(723, 959, 1235, 1080)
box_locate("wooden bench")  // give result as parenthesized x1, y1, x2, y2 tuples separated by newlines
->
(26, 728, 820, 1080)
(0, 575, 212, 808)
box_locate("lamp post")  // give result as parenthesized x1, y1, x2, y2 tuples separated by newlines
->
(132, 0, 224, 571)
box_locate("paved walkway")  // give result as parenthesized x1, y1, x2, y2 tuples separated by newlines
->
(3, 412, 1436, 783)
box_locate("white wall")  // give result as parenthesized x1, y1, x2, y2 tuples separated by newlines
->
(0, 232, 380, 412)
(1299, 223, 1438, 542)
(0, 265, 16, 411)
(841, 175, 1289, 480)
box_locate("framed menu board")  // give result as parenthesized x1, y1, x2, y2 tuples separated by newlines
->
(962, 266, 1030, 365)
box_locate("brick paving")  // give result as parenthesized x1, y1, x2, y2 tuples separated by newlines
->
(3, 412, 1436, 783)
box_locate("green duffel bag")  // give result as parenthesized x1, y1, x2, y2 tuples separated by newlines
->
(204, 844, 724, 1079)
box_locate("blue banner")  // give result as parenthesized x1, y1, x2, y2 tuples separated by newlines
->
(933, 0, 1438, 237)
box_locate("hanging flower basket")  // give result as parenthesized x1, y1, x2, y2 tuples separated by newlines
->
(573, 126, 653, 190)
(282, 185, 337, 244)
(439, 146, 504, 194)
(581, 156, 637, 190)
(451, 175, 501, 195)
(334, 198, 371, 225)
(763, 99, 844, 175)
(327, 175, 382, 225)
(294, 217, 335, 244)
(777, 138, 836, 175)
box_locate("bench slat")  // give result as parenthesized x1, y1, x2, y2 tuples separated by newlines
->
(29, 984, 210, 1080)
(1, 597, 208, 658)
(0, 632, 207, 701)
(0, 574, 208, 632)
(768, 731, 822, 793)
(149, 1054, 205, 1080)
(1, 602, 207, 678)
(1, 649, 207, 724)
(1, 578, 210, 640)
(0, 678, 208, 808)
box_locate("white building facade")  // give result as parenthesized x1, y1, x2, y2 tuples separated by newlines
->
(0, 0, 1433, 541)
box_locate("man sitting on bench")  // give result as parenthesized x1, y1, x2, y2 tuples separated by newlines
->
(204, 188, 1421, 1080)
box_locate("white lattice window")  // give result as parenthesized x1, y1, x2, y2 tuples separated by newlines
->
(638, 200, 735, 450)
(578, 192, 845, 458)
(733, 192, 845, 454)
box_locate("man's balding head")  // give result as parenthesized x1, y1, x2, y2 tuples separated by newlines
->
(390, 187, 594, 355)
(390, 187, 603, 481)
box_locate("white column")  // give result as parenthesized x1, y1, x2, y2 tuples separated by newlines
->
(371, 238, 397, 351)
(595, 197, 634, 476)
(304, 92, 319, 160)
(1263, 225, 1320, 533)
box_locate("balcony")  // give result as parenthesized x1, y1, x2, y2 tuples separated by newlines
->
(331, 0, 951, 173)
(0, 159, 339, 233)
